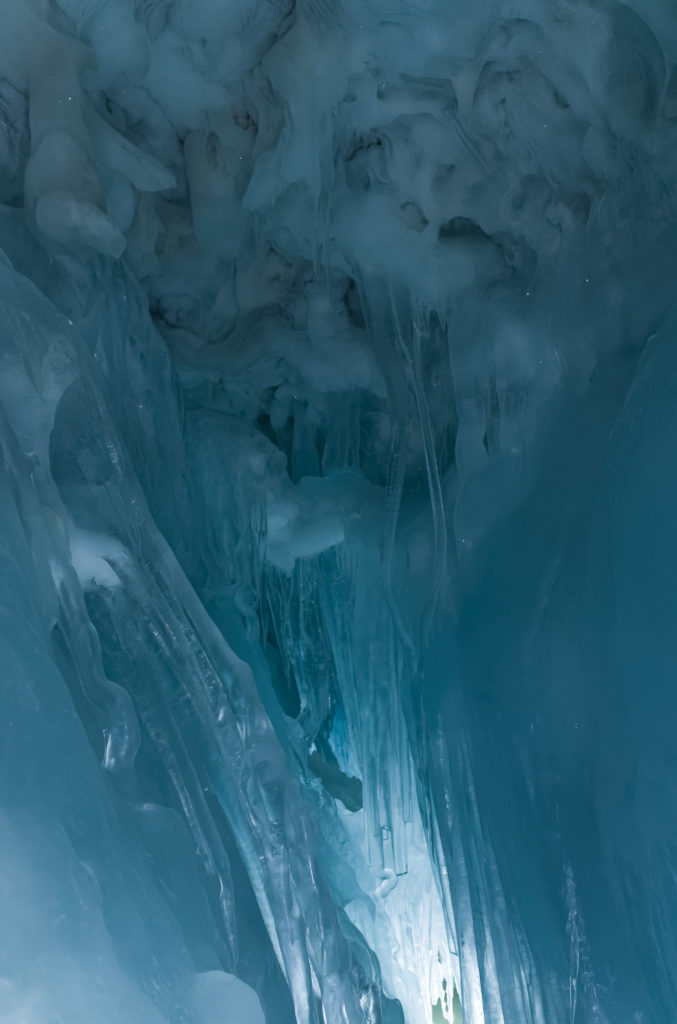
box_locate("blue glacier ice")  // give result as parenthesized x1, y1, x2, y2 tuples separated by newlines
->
(1, 0, 677, 1021)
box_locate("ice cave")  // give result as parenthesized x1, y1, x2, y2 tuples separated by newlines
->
(1, 0, 677, 1021)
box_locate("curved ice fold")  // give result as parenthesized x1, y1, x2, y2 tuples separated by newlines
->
(191, 970, 266, 1024)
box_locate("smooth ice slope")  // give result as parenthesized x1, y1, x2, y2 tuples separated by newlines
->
(1, 0, 677, 1023)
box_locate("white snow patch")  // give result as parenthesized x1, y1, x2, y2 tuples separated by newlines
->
(68, 529, 128, 589)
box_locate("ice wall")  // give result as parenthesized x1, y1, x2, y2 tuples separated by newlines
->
(1, 0, 677, 1022)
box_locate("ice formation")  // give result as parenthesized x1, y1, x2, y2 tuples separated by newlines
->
(1, 0, 677, 1021)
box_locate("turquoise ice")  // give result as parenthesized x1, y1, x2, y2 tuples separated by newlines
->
(1, 1, 676, 1022)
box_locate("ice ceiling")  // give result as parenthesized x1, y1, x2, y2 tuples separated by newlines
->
(1, 0, 677, 1022)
